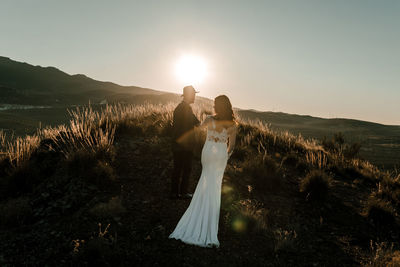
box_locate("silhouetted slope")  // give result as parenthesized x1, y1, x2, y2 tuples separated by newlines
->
(0, 56, 161, 105)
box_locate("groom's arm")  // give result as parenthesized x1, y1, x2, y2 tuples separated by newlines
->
(192, 112, 200, 127)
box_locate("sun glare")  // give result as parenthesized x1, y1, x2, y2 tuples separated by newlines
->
(175, 54, 207, 85)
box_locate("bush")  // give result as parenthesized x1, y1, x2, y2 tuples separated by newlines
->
(66, 149, 116, 189)
(343, 142, 362, 159)
(115, 121, 143, 137)
(299, 170, 331, 201)
(281, 153, 299, 168)
(295, 161, 310, 175)
(3, 161, 41, 198)
(243, 155, 282, 193)
(230, 145, 248, 161)
(367, 195, 396, 227)
(341, 166, 364, 180)
(90, 161, 117, 188)
(72, 223, 122, 266)
(226, 199, 270, 236)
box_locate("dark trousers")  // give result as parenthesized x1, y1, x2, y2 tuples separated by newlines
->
(171, 147, 193, 196)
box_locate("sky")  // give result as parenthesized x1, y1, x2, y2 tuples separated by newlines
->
(1, 0, 399, 125)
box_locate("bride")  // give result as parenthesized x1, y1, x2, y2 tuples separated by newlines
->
(169, 95, 237, 248)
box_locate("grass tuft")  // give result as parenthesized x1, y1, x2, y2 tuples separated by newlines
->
(299, 170, 331, 202)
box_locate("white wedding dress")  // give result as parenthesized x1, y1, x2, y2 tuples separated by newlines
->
(169, 116, 236, 248)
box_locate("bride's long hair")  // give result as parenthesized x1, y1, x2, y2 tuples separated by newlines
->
(213, 95, 236, 127)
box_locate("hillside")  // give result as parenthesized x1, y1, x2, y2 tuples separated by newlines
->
(0, 56, 399, 170)
(237, 110, 400, 170)
(1, 103, 400, 266)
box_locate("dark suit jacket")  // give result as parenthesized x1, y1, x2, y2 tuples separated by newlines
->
(171, 101, 200, 151)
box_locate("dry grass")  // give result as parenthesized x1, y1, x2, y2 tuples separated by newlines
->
(38, 105, 116, 159)
(0, 134, 40, 168)
(364, 241, 400, 267)
(305, 150, 328, 169)
(1, 101, 395, 199)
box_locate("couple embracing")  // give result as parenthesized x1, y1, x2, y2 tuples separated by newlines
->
(169, 85, 237, 248)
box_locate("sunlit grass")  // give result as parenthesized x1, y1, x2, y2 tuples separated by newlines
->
(0, 101, 397, 195)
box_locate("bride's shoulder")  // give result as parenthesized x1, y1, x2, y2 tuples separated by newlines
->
(227, 120, 238, 131)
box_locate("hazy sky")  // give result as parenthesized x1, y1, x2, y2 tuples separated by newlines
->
(1, 0, 399, 125)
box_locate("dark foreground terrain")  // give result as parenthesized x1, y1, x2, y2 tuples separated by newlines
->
(1, 105, 400, 266)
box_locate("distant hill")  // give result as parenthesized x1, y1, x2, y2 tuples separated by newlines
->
(0, 56, 163, 105)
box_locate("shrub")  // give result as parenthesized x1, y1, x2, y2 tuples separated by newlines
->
(273, 228, 298, 254)
(333, 132, 345, 146)
(299, 170, 331, 201)
(322, 136, 337, 152)
(295, 161, 310, 175)
(115, 121, 143, 136)
(230, 145, 248, 161)
(341, 166, 364, 180)
(90, 161, 117, 188)
(343, 142, 362, 159)
(4, 161, 41, 198)
(281, 153, 299, 168)
(227, 199, 269, 236)
(243, 155, 281, 193)
(66, 149, 116, 189)
(72, 223, 122, 266)
(366, 195, 396, 227)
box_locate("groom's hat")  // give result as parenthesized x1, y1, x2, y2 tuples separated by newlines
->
(181, 85, 199, 96)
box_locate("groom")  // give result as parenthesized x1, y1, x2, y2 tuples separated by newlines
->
(170, 85, 200, 200)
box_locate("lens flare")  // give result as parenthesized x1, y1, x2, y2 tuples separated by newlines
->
(232, 218, 247, 233)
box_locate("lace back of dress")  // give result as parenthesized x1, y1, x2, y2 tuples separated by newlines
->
(207, 118, 228, 143)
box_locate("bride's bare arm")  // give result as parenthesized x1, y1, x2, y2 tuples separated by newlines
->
(199, 115, 213, 129)
(227, 123, 237, 158)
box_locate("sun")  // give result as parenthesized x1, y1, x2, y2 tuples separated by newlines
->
(175, 54, 207, 85)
